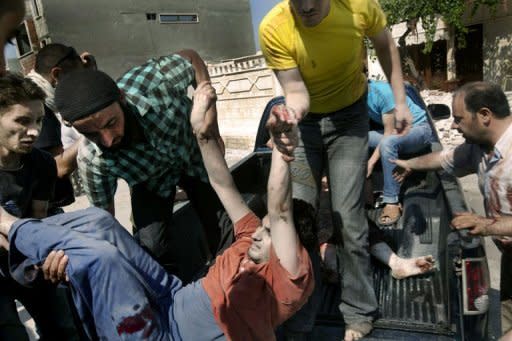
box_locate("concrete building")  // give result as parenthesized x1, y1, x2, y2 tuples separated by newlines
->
(14, 0, 255, 78)
(368, 0, 512, 90)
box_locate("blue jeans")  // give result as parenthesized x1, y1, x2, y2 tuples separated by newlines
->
(290, 96, 377, 325)
(8, 208, 184, 340)
(368, 121, 433, 203)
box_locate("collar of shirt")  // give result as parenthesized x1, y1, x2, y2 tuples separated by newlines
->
(494, 122, 512, 160)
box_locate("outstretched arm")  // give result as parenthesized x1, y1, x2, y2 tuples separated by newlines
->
(177, 49, 224, 153)
(266, 109, 301, 276)
(190, 81, 250, 224)
(392, 151, 443, 183)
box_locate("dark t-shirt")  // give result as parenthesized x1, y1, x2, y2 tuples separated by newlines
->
(0, 148, 57, 277)
(33, 105, 75, 208)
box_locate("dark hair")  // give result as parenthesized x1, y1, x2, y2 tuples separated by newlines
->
(293, 199, 318, 252)
(455, 81, 510, 118)
(35, 43, 82, 75)
(0, 72, 46, 112)
(0, 0, 24, 17)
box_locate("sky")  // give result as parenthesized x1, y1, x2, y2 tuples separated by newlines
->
(250, 0, 281, 50)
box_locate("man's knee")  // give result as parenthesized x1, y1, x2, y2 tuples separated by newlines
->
(379, 136, 399, 155)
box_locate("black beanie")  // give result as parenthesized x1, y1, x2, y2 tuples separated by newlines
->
(55, 69, 120, 123)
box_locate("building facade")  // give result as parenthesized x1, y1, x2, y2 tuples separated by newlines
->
(13, 0, 255, 78)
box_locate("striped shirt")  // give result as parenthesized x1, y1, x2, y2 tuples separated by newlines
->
(78, 54, 207, 208)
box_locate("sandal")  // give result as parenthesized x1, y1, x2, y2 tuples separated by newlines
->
(379, 203, 402, 226)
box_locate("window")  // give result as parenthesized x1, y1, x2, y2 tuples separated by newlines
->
(146, 13, 157, 21)
(15, 22, 33, 57)
(159, 13, 199, 24)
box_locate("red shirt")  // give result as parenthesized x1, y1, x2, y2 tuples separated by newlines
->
(202, 212, 314, 341)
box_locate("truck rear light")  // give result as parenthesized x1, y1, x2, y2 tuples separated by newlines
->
(462, 257, 490, 315)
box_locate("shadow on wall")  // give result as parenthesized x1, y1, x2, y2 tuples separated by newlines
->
(484, 34, 512, 90)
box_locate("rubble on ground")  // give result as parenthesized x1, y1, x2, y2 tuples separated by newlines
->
(420, 89, 465, 148)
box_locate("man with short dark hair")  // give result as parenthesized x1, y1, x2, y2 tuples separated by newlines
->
(393, 81, 512, 338)
(0, 72, 80, 340)
(0, 82, 314, 340)
(27, 43, 96, 214)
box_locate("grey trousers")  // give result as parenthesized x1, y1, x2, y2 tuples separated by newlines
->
(289, 96, 378, 326)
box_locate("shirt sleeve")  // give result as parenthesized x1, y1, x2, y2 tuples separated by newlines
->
(78, 145, 117, 209)
(440, 143, 480, 177)
(233, 211, 261, 239)
(259, 19, 297, 70)
(363, 0, 388, 37)
(268, 244, 314, 309)
(155, 54, 196, 94)
(31, 149, 57, 202)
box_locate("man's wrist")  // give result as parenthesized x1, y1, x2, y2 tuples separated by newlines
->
(484, 217, 498, 235)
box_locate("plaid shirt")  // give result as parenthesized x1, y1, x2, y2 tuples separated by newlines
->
(78, 54, 207, 208)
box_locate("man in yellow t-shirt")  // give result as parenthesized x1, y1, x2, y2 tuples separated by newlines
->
(259, 1, 412, 340)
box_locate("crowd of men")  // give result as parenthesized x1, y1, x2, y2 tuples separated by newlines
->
(1, 0, 511, 340)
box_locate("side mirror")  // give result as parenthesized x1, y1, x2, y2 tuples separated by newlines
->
(428, 104, 451, 121)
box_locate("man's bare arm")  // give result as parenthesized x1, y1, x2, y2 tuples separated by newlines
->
(191, 81, 250, 224)
(393, 151, 443, 172)
(370, 29, 412, 135)
(48, 139, 80, 178)
(267, 113, 301, 276)
(274, 68, 310, 121)
(177, 49, 224, 152)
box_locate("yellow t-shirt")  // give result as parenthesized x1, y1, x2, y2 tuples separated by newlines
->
(259, 0, 387, 113)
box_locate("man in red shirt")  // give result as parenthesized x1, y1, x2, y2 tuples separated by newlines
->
(1, 81, 314, 340)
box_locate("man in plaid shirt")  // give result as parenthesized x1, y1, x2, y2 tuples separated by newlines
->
(54, 50, 229, 272)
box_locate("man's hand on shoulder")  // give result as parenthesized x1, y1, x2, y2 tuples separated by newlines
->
(266, 104, 298, 161)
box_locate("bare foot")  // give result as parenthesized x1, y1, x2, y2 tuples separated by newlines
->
(390, 254, 435, 280)
(344, 322, 372, 341)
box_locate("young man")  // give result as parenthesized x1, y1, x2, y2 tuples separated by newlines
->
(54, 59, 227, 272)
(259, 1, 413, 339)
(0, 0, 25, 75)
(366, 80, 434, 225)
(393, 81, 512, 338)
(1, 80, 314, 340)
(0, 72, 80, 340)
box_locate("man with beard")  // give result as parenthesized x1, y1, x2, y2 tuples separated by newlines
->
(393, 81, 512, 339)
(54, 55, 227, 272)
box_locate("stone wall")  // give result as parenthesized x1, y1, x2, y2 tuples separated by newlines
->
(208, 53, 282, 150)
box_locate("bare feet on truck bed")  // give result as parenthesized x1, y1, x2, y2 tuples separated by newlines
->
(389, 254, 435, 280)
(344, 321, 373, 341)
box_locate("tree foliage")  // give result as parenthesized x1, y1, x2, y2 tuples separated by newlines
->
(379, 0, 501, 52)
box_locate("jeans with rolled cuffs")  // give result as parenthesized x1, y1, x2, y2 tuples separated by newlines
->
(286, 95, 378, 327)
(368, 121, 434, 204)
(8, 207, 188, 340)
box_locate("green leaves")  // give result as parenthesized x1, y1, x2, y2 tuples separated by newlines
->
(379, 0, 500, 52)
